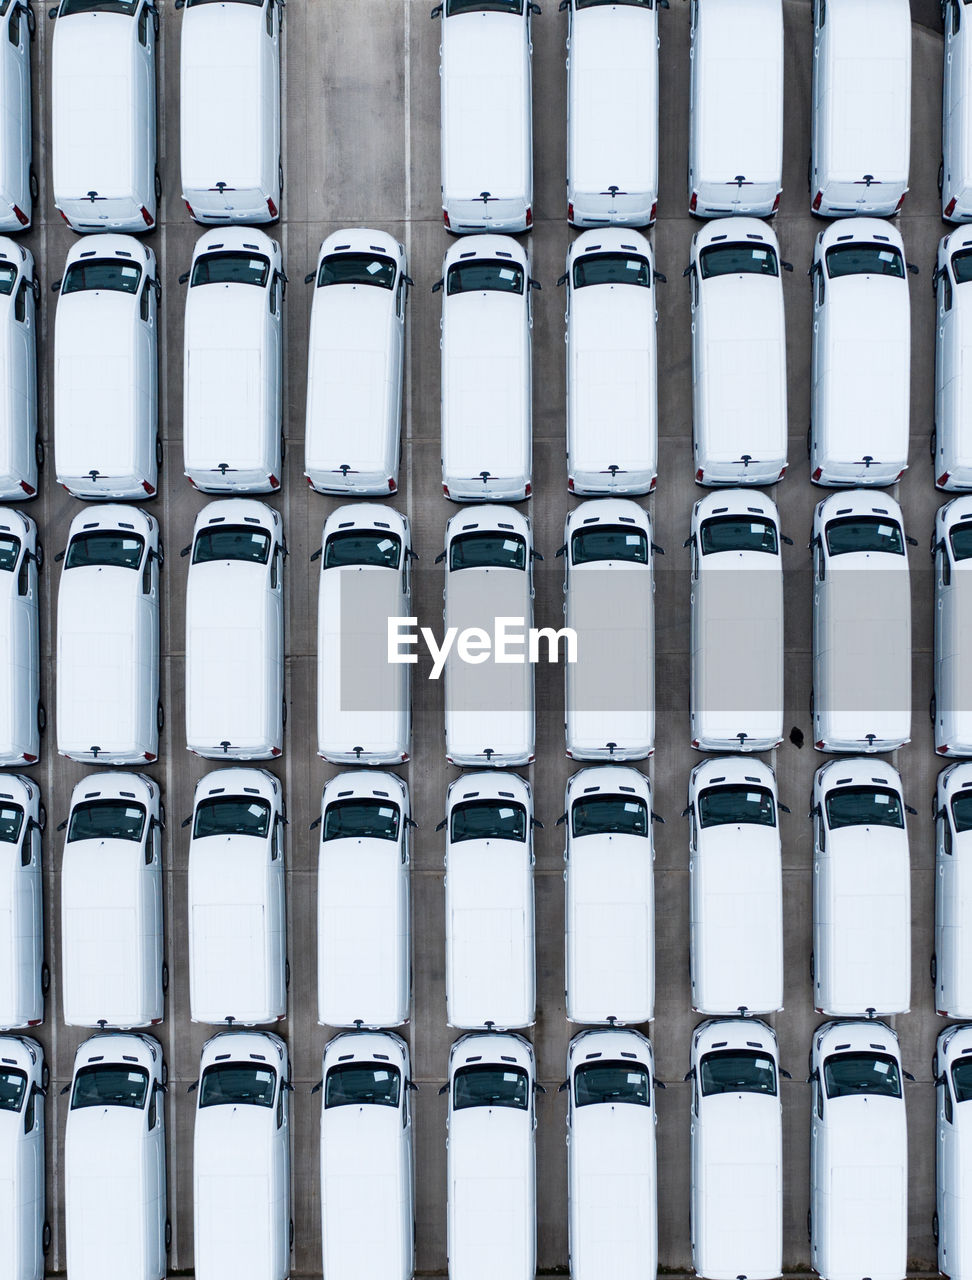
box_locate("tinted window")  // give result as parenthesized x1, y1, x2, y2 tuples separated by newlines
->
(952, 1058, 972, 1102)
(823, 1052, 901, 1099)
(0, 1068, 26, 1112)
(71, 1065, 149, 1110)
(323, 531, 402, 570)
(700, 1050, 777, 1097)
(187, 0, 262, 6)
(59, 0, 138, 13)
(449, 533, 526, 571)
(0, 263, 17, 296)
(574, 1061, 650, 1107)
(577, 0, 653, 6)
(193, 798, 272, 840)
(62, 260, 142, 295)
(453, 1064, 529, 1110)
(192, 527, 271, 565)
(952, 249, 972, 285)
(952, 791, 972, 833)
(700, 516, 778, 556)
(699, 244, 779, 279)
(0, 802, 24, 843)
(450, 799, 527, 843)
(191, 253, 270, 289)
(322, 798, 401, 842)
(697, 785, 776, 828)
(324, 1063, 401, 1108)
(65, 532, 144, 570)
(447, 260, 524, 295)
(199, 1063, 276, 1108)
(825, 243, 905, 279)
(571, 526, 648, 565)
(318, 253, 397, 290)
(0, 535, 20, 571)
(446, 0, 523, 13)
(571, 795, 648, 838)
(824, 516, 905, 557)
(68, 800, 146, 843)
(572, 253, 651, 289)
(825, 786, 904, 830)
(949, 522, 972, 562)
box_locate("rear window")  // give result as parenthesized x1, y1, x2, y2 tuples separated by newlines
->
(949, 522, 972, 562)
(572, 253, 651, 289)
(571, 795, 648, 838)
(700, 1050, 777, 1097)
(322, 798, 401, 842)
(825, 243, 905, 279)
(323, 530, 402, 570)
(59, 1, 138, 13)
(571, 526, 648, 565)
(824, 516, 905, 557)
(190, 252, 270, 289)
(0, 1068, 27, 1112)
(0, 264, 18, 296)
(446, 0, 523, 13)
(952, 1058, 972, 1102)
(61, 260, 142, 295)
(824, 1052, 901, 1099)
(697, 785, 775, 829)
(574, 1061, 650, 1107)
(447, 259, 524, 295)
(825, 785, 904, 830)
(0, 802, 24, 843)
(199, 1063, 276, 1108)
(952, 249, 972, 285)
(68, 800, 146, 843)
(453, 1064, 529, 1110)
(65, 532, 144, 570)
(193, 797, 272, 840)
(700, 516, 778, 556)
(699, 243, 778, 280)
(318, 253, 397, 290)
(192, 526, 271, 565)
(0, 535, 20, 571)
(952, 791, 972, 833)
(324, 1063, 401, 1109)
(449, 532, 526, 571)
(450, 799, 527, 843)
(71, 1065, 149, 1110)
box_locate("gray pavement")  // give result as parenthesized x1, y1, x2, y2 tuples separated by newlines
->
(18, 0, 953, 1275)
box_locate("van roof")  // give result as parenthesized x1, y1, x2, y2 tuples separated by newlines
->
(566, 763, 651, 804)
(448, 1106, 534, 1280)
(323, 503, 409, 543)
(447, 769, 531, 810)
(194, 1104, 279, 1279)
(319, 228, 404, 264)
(321, 769, 409, 809)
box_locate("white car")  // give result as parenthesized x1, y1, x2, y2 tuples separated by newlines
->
(934, 762, 972, 1018)
(0, 1035, 47, 1280)
(0, 775, 45, 1031)
(0, 0, 33, 233)
(935, 230, 972, 490)
(0, 241, 39, 502)
(936, 1022, 972, 1280)
(933, 498, 972, 755)
(0, 507, 40, 767)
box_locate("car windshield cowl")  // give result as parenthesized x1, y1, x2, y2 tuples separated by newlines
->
(450, 799, 527, 843)
(193, 797, 272, 840)
(571, 795, 648, 838)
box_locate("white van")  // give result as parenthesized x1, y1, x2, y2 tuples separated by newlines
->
(934, 762, 972, 1018)
(56, 505, 161, 765)
(0, 775, 44, 1030)
(444, 770, 535, 1029)
(438, 236, 534, 502)
(316, 504, 411, 765)
(434, 0, 535, 233)
(193, 1030, 290, 1280)
(934, 499, 972, 756)
(811, 491, 912, 753)
(185, 499, 285, 760)
(187, 768, 286, 1026)
(60, 771, 164, 1029)
(565, 1027, 657, 1280)
(811, 759, 912, 1018)
(943, 0, 972, 223)
(563, 765, 654, 1025)
(810, 0, 911, 218)
(50, 0, 158, 232)
(688, 0, 783, 218)
(179, 0, 281, 224)
(54, 236, 159, 500)
(65, 1032, 167, 1280)
(564, 0, 658, 227)
(686, 756, 784, 1015)
(317, 771, 411, 1029)
(563, 229, 658, 495)
(181, 228, 284, 493)
(936, 1022, 972, 1280)
(0, 508, 39, 767)
(935, 229, 972, 491)
(688, 218, 788, 486)
(304, 230, 409, 496)
(562, 499, 655, 760)
(0, 241, 39, 502)
(688, 1018, 783, 1280)
(809, 1020, 908, 1280)
(688, 489, 784, 752)
(319, 1031, 414, 1280)
(442, 505, 536, 767)
(810, 220, 913, 486)
(0, 0, 33, 232)
(446, 1032, 536, 1280)
(0, 1035, 47, 1280)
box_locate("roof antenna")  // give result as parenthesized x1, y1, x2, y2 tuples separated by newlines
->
(863, 174, 874, 187)
(608, 185, 619, 200)
(225, 1016, 235, 1027)
(87, 190, 98, 203)
(484, 748, 494, 762)
(353, 746, 363, 759)
(479, 471, 491, 485)
(741, 455, 751, 469)
(607, 1015, 617, 1026)
(479, 191, 491, 205)
(97, 1018, 107, 1030)
(216, 181, 227, 193)
(737, 732, 748, 746)
(866, 733, 876, 748)
(218, 463, 229, 475)
(607, 742, 617, 756)
(353, 1019, 363, 1031)
(220, 740, 230, 754)
(340, 464, 350, 476)
(734, 175, 746, 187)
(866, 1007, 876, 1020)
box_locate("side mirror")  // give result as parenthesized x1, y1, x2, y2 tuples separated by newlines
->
(310, 547, 322, 562)
(309, 815, 322, 831)
(650, 542, 665, 556)
(906, 535, 919, 547)
(651, 811, 665, 825)
(50, 279, 60, 293)
(905, 804, 917, 816)
(682, 265, 692, 278)
(680, 806, 691, 819)
(534, 1081, 546, 1094)
(779, 1068, 792, 1079)
(304, 271, 315, 285)
(56, 819, 67, 833)
(54, 549, 64, 563)
(683, 1070, 693, 1082)
(556, 812, 568, 827)
(558, 1078, 569, 1092)
(311, 1080, 323, 1094)
(682, 537, 692, 549)
(180, 545, 191, 557)
(907, 262, 920, 276)
(403, 275, 414, 288)
(178, 270, 189, 285)
(654, 1078, 667, 1089)
(435, 818, 447, 832)
(528, 1, 541, 11)
(431, 278, 444, 293)
(59, 1083, 70, 1095)
(529, 277, 541, 291)
(903, 1070, 916, 1083)
(48, 6, 57, 17)
(405, 816, 418, 829)
(778, 803, 791, 814)
(531, 816, 543, 830)
(438, 1083, 448, 1096)
(557, 271, 568, 286)
(781, 261, 794, 272)
(653, 271, 667, 284)
(658, 0, 669, 8)
(407, 1080, 419, 1092)
(555, 544, 567, 558)
(434, 550, 446, 565)
(430, 3, 442, 15)
(181, 816, 191, 829)
(780, 534, 794, 545)
(530, 549, 543, 562)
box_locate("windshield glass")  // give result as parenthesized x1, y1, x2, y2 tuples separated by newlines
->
(700, 1050, 777, 1097)
(60, 0, 138, 11)
(826, 243, 905, 279)
(323, 531, 402, 570)
(191, 253, 270, 288)
(825, 516, 905, 557)
(698, 785, 775, 828)
(952, 791, 972, 833)
(571, 795, 648, 838)
(572, 253, 651, 289)
(949, 523, 972, 562)
(0, 264, 18, 296)
(453, 1064, 529, 1110)
(952, 250, 972, 285)
(193, 797, 271, 840)
(67, 800, 146, 843)
(571, 526, 648, 565)
(447, 260, 524, 295)
(952, 1058, 972, 1102)
(446, 0, 524, 14)
(700, 516, 778, 556)
(188, 0, 263, 5)
(65, 532, 144, 570)
(192, 527, 271, 565)
(0, 1068, 27, 1112)
(699, 243, 779, 280)
(199, 1063, 276, 1107)
(574, 1061, 650, 1106)
(62, 260, 142, 295)
(449, 533, 526, 571)
(0, 535, 20, 571)
(825, 786, 904, 830)
(324, 1063, 402, 1108)
(450, 799, 527, 843)
(0, 802, 24, 844)
(577, 0, 653, 6)
(318, 253, 397, 289)
(322, 798, 401, 842)
(71, 1065, 149, 1110)
(824, 1052, 901, 1099)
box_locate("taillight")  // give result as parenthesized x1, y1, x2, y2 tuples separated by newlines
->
(567, 201, 574, 222)
(442, 483, 450, 497)
(946, 196, 958, 219)
(771, 191, 781, 214)
(58, 209, 70, 226)
(527, 754, 535, 764)
(691, 738, 700, 749)
(777, 466, 787, 481)
(649, 201, 657, 224)
(815, 740, 825, 750)
(689, 191, 698, 214)
(140, 205, 153, 228)
(566, 749, 574, 759)
(19, 480, 34, 495)
(939, 472, 951, 487)
(60, 483, 69, 492)
(12, 205, 27, 227)
(188, 476, 197, 490)
(524, 482, 532, 498)
(388, 477, 396, 492)
(269, 474, 280, 489)
(144, 752, 156, 762)
(271, 747, 282, 757)
(567, 477, 575, 492)
(23, 753, 36, 764)
(443, 209, 451, 229)
(184, 200, 195, 218)
(812, 467, 822, 482)
(695, 468, 704, 482)
(525, 206, 533, 228)
(938, 745, 949, 756)
(894, 469, 904, 482)
(812, 190, 823, 212)
(401, 752, 409, 762)
(306, 475, 314, 487)
(142, 480, 155, 496)
(894, 192, 906, 213)
(267, 197, 278, 218)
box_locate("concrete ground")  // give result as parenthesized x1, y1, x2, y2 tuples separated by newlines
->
(19, 0, 951, 1274)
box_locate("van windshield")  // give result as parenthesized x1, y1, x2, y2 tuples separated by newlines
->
(324, 1063, 401, 1108)
(571, 526, 648, 564)
(61, 260, 142, 295)
(571, 795, 648, 838)
(0, 264, 18, 296)
(322, 798, 401, 842)
(71, 1064, 149, 1110)
(68, 800, 146, 843)
(951, 791, 972, 833)
(949, 522, 972, 562)
(700, 1050, 777, 1097)
(572, 253, 651, 289)
(59, 1, 138, 14)
(446, 0, 524, 14)
(453, 1064, 529, 1110)
(825, 785, 904, 830)
(0, 802, 24, 843)
(952, 249, 972, 285)
(192, 527, 271, 565)
(699, 243, 779, 279)
(0, 1068, 27, 1112)
(191, 252, 270, 288)
(318, 253, 397, 290)
(451, 799, 527, 842)
(577, 0, 654, 9)
(449, 533, 526, 571)
(825, 243, 905, 279)
(824, 516, 905, 557)
(952, 1058, 972, 1102)
(447, 260, 525, 295)
(65, 532, 144, 570)
(199, 1063, 276, 1108)
(188, 0, 262, 6)
(697, 784, 775, 828)
(193, 797, 271, 840)
(0, 535, 20, 571)
(700, 516, 778, 556)
(323, 530, 402, 569)
(574, 1061, 650, 1107)
(823, 1052, 901, 1099)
